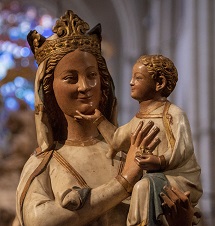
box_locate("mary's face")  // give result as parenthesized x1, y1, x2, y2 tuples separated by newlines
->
(53, 49, 101, 117)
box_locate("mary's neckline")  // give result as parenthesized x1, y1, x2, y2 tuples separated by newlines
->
(55, 134, 103, 148)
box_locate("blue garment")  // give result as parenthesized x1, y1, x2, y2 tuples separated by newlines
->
(142, 173, 169, 226)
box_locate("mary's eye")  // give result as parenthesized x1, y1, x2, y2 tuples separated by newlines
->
(87, 71, 98, 80)
(64, 75, 78, 84)
(63, 70, 78, 83)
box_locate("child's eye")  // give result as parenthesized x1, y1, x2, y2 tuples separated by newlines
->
(136, 76, 143, 80)
(134, 73, 144, 80)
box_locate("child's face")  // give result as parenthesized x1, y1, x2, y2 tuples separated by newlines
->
(130, 62, 157, 102)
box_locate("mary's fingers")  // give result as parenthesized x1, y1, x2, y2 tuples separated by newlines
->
(146, 137, 161, 152)
(139, 126, 160, 149)
(163, 186, 181, 206)
(131, 121, 144, 145)
(135, 121, 154, 147)
(171, 187, 192, 209)
(140, 120, 155, 137)
(171, 187, 190, 203)
(161, 202, 169, 215)
(160, 192, 177, 214)
(160, 192, 171, 205)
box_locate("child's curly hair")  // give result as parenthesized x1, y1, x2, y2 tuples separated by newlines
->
(136, 55, 178, 97)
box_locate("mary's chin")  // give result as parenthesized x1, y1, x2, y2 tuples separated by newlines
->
(77, 103, 98, 115)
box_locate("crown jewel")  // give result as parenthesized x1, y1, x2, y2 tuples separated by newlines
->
(27, 10, 102, 65)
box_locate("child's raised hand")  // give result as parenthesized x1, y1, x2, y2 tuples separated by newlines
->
(74, 109, 102, 123)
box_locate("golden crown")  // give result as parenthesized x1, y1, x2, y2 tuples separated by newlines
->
(27, 10, 102, 65)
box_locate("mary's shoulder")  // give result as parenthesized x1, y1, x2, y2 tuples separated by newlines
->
(21, 154, 41, 173)
(18, 151, 52, 186)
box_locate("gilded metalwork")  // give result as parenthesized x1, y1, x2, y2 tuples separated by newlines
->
(27, 10, 101, 65)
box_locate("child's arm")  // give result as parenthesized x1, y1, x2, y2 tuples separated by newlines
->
(135, 153, 166, 172)
(132, 125, 166, 172)
(134, 134, 166, 172)
(75, 109, 119, 158)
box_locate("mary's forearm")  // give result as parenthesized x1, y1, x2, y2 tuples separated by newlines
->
(23, 178, 130, 226)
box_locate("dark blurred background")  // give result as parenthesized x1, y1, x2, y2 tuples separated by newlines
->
(0, 0, 214, 225)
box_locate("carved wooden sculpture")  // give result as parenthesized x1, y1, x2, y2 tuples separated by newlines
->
(15, 10, 201, 226)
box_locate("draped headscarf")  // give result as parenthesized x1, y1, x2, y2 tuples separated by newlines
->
(27, 10, 118, 153)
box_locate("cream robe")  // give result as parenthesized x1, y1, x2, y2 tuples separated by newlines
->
(16, 137, 130, 226)
(99, 102, 202, 225)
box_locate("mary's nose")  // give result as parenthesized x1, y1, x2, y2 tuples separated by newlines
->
(77, 77, 90, 92)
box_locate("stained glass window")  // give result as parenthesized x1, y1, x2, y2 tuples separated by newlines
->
(0, 1, 55, 151)
(0, 0, 56, 110)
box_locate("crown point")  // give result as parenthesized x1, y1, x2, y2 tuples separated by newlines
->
(28, 10, 102, 65)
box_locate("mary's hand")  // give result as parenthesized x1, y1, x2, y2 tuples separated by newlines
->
(121, 121, 160, 186)
(134, 125, 161, 172)
(160, 186, 195, 226)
